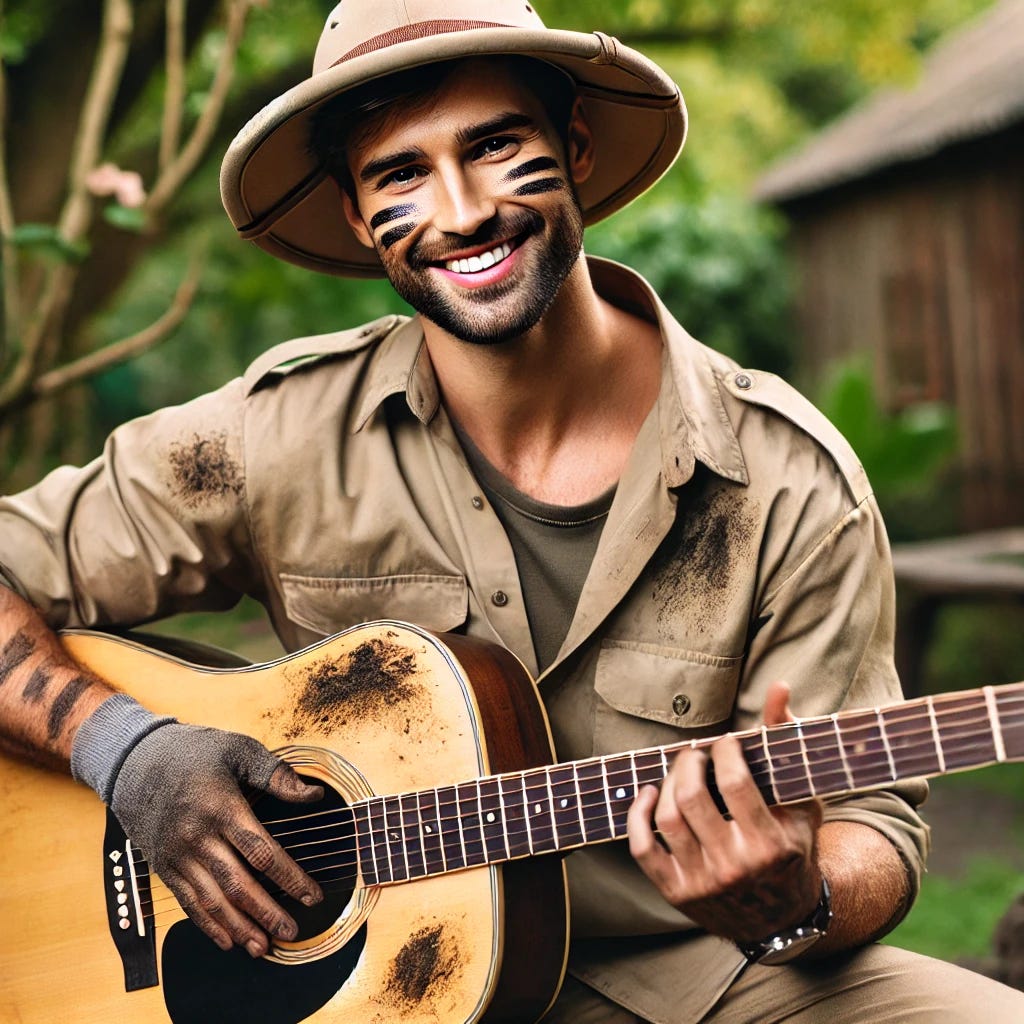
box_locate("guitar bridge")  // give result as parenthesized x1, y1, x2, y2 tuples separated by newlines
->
(102, 809, 158, 991)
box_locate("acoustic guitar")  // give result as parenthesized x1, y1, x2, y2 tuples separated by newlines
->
(1, 621, 1021, 1023)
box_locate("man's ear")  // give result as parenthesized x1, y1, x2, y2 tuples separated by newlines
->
(341, 187, 375, 249)
(566, 97, 595, 186)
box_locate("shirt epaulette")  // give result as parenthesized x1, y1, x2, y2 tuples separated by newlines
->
(720, 368, 871, 505)
(242, 314, 407, 396)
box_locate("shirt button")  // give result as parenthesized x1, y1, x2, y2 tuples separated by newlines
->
(491, 590, 509, 607)
(471, 496, 484, 510)
(672, 694, 691, 716)
(735, 372, 753, 390)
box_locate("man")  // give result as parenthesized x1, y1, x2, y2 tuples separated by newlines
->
(0, 1, 1021, 1020)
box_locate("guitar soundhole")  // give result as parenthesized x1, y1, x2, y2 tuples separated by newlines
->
(253, 777, 357, 941)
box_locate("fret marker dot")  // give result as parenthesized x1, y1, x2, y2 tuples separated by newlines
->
(390, 832, 399, 841)
(616, 787, 626, 799)
(486, 812, 496, 823)
(560, 798, 568, 808)
(534, 804, 542, 814)
(425, 825, 432, 833)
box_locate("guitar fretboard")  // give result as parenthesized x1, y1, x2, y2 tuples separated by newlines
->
(351, 682, 1024, 886)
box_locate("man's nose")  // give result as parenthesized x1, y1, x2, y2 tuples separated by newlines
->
(433, 165, 497, 237)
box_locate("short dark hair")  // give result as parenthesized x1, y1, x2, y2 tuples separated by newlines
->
(308, 55, 577, 202)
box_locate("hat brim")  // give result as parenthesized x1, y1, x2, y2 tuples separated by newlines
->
(220, 27, 686, 278)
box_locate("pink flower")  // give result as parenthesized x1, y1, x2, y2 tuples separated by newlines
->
(85, 163, 147, 208)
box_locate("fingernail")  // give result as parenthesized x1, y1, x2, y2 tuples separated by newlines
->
(278, 921, 297, 940)
(301, 893, 317, 907)
(246, 939, 264, 958)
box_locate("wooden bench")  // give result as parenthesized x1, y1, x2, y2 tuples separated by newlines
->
(892, 528, 1024, 697)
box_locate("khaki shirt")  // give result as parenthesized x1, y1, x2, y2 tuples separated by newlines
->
(0, 258, 929, 1023)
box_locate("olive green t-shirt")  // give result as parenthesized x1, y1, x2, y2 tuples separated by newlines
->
(454, 423, 615, 672)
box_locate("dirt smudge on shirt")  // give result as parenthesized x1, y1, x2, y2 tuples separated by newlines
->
(652, 486, 757, 637)
(283, 636, 419, 739)
(167, 432, 243, 508)
(383, 923, 460, 1007)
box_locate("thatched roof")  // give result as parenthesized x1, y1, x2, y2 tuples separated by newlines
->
(756, 0, 1024, 203)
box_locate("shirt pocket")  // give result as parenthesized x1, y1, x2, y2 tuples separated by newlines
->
(593, 639, 742, 755)
(279, 572, 468, 637)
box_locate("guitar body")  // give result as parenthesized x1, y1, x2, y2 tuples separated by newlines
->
(0, 622, 569, 1023)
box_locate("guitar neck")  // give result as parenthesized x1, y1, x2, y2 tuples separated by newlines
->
(353, 682, 1024, 886)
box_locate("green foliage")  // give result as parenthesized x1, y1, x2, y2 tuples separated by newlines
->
(10, 223, 89, 263)
(589, 196, 794, 374)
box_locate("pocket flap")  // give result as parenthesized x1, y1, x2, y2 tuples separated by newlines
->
(279, 572, 468, 636)
(595, 639, 741, 729)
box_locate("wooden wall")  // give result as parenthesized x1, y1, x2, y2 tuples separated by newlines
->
(783, 126, 1024, 530)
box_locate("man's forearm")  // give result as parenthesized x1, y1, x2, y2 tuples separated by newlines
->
(0, 585, 114, 769)
(812, 819, 911, 957)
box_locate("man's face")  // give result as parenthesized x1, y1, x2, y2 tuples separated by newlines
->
(343, 62, 591, 345)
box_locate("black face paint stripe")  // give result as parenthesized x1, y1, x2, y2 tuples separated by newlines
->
(22, 666, 49, 703)
(380, 222, 417, 249)
(502, 156, 560, 183)
(370, 204, 418, 230)
(512, 178, 565, 197)
(47, 676, 90, 740)
(0, 632, 35, 688)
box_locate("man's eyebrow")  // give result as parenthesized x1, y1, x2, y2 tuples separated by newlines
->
(359, 147, 427, 184)
(455, 112, 535, 147)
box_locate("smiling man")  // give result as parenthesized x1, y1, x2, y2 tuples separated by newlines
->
(1, 1, 1023, 1021)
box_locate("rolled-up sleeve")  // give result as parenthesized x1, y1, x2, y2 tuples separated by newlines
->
(0, 379, 257, 629)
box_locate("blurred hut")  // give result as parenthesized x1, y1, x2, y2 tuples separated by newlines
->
(756, 0, 1024, 530)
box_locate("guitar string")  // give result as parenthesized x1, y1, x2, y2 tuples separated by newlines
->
(132, 698, 1024, 903)
(133, 706, 1024, 922)
(135, 703, 1024, 900)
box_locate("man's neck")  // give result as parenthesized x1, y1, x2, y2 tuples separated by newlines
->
(421, 255, 663, 505)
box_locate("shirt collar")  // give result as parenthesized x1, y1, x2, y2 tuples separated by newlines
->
(352, 256, 749, 488)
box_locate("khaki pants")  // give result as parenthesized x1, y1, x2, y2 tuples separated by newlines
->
(545, 945, 1024, 1023)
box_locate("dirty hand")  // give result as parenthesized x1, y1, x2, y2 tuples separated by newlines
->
(626, 680, 823, 944)
(72, 695, 323, 956)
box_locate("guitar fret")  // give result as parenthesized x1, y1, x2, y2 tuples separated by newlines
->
(793, 719, 815, 796)
(833, 709, 894, 789)
(633, 749, 666, 789)
(455, 781, 483, 867)
(399, 793, 426, 878)
(434, 788, 448, 873)
(795, 718, 846, 798)
(368, 797, 390, 884)
(417, 789, 442, 877)
(768, 725, 808, 802)
(927, 699, 947, 773)
(760, 727, 779, 803)
(605, 755, 636, 839)
(573, 765, 587, 841)
(499, 775, 528, 859)
(601, 759, 615, 836)
(996, 688, 1024, 761)
(436, 785, 464, 871)
(876, 709, 897, 781)
(877, 703, 941, 778)
(522, 769, 555, 854)
(520, 774, 534, 856)
(545, 770, 560, 850)
(352, 802, 377, 886)
(832, 714, 855, 790)
(383, 797, 408, 882)
(575, 760, 609, 843)
(934, 693, 997, 769)
(985, 687, 1007, 762)
(479, 777, 507, 863)
(548, 765, 584, 849)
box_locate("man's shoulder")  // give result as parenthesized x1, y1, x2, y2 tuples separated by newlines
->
(715, 363, 871, 507)
(241, 314, 408, 396)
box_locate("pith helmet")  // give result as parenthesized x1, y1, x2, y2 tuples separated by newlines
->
(220, 0, 686, 278)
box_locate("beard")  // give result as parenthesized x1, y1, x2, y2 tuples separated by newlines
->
(376, 199, 584, 345)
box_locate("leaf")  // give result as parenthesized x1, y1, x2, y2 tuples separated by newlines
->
(10, 223, 90, 263)
(103, 204, 147, 233)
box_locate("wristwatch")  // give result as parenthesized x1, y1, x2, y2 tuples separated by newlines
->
(738, 877, 833, 966)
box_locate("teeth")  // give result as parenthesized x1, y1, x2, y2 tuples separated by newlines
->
(446, 242, 512, 274)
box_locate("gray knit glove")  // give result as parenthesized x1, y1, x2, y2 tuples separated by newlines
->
(71, 694, 323, 956)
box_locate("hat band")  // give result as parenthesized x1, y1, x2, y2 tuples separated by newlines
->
(334, 20, 512, 65)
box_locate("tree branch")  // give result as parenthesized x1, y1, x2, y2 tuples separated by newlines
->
(25, 256, 202, 405)
(159, 0, 188, 173)
(147, 0, 253, 216)
(0, 55, 19, 364)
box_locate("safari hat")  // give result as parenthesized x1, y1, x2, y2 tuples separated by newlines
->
(220, 0, 686, 278)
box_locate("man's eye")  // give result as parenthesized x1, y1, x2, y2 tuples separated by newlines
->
(476, 137, 514, 158)
(381, 167, 422, 187)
